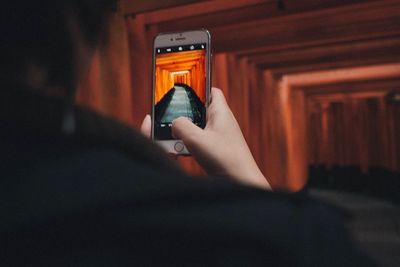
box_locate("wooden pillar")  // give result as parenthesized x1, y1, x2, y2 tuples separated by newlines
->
(248, 62, 265, 171)
(76, 10, 134, 125)
(320, 101, 331, 168)
(213, 54, 252, 154)
(344, 98, 359, 166)
(125, 15, 153, 128)
(212, 53, 230, 99)
(387, 101, 400, 172)
(378, 97, 390, 169)
(306, 99, 321, 166)
(262, 72, 288, 189)
(358, 99, 369, 173)
(286, 86, 308, 190)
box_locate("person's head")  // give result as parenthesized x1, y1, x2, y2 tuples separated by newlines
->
(1, 0, 113, 97)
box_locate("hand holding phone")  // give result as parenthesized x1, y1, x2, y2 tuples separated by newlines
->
(142, 87, 271, 190)
(151, 30, 211, 155)
(172, 88, 271, 190)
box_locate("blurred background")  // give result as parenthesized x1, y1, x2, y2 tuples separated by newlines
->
(75, 0, 400, 193)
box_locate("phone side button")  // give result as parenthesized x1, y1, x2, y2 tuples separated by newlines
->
(174, 141, 184, 152)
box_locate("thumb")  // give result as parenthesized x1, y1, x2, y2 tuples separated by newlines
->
(172, 117, 203, 146)
(140, 114, 151, 138)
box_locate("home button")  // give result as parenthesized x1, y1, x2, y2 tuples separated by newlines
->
(174, 141, 184, 152)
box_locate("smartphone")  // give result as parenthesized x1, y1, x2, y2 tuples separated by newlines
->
(151, 29, 211, 155)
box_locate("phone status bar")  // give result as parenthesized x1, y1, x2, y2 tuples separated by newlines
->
(156, 43, 206, 54)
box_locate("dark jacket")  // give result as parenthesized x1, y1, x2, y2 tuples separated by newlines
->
(0, 89, 373, 266)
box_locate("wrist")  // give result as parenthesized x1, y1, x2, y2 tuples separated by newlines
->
(230, 162, 271, 190)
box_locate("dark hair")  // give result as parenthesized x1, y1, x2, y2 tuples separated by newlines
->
(0, 0, 113, 93)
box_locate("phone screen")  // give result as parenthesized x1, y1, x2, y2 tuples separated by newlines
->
(154, 43, 207, 140)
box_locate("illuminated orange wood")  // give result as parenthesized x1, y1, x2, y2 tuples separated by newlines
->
(77, 0, 400, 190)
(76, 11, 134, 125)
(155, 50, 206, 104)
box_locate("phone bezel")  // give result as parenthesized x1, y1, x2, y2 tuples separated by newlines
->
(151, 29, 211, 155)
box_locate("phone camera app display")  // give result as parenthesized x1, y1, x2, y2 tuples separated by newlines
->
(154, 44, 207, 140)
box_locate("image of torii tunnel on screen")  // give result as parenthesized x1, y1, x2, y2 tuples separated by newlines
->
(154, 44, 207, 140)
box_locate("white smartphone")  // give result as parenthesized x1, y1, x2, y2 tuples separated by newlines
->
(151, 29, 211, 155)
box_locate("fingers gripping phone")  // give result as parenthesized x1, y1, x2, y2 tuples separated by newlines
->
(151, 30, 211, 155)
